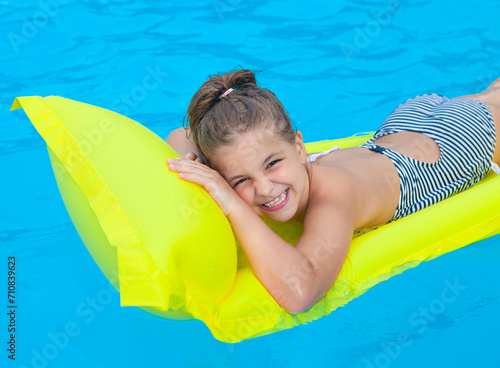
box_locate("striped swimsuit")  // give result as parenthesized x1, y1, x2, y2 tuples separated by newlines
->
(307, 94, 498, 223)
(359, 94, 497, 222)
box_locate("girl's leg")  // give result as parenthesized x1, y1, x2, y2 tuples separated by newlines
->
(458, 77, 500, 164)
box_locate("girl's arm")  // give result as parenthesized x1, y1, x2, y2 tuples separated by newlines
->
(167, 158, 355, 313)
(226, 174, 355, 313)
(165, 127, 200, 158)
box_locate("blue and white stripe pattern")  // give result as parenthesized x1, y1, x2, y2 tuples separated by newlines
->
(360, 94, 497, 222)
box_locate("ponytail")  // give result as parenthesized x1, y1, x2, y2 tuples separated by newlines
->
(183, 68, 295, 167)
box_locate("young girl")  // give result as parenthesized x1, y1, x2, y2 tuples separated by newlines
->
(166, 69, 500, 314)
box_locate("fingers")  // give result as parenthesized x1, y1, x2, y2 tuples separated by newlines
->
(166, 157, 236, 216)
(183, 152, 197, 160)
(182, 152, 205, 164)
(167, 157, 213, 177)
(168, 158, 226, 193)
(167, 158, 226, 189)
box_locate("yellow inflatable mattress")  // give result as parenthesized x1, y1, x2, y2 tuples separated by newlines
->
(11, 96, 500, 343)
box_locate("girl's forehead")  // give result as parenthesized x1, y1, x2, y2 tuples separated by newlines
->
(213, 130, 290, 173)
(235, 128, 279, 144)
(219, 129, 281, 154)
(240, 129, 280, 145)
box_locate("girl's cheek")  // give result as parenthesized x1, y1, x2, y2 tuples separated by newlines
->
(235, 187, 254, 206)
(270, 165, 289, 183)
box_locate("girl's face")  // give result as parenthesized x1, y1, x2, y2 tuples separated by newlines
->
(212, 128, 310, 223)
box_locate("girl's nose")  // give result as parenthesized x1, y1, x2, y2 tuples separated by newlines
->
(254, 177, 273, 197)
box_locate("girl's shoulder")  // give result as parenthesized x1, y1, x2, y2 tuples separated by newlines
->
(307, 163, 391, 230)
(308, 165, 356, 206)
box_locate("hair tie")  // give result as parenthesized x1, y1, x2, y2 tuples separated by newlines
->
(219, 88, 234, 99)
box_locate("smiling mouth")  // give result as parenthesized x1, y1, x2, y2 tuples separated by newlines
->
(258, 188, 290, 211)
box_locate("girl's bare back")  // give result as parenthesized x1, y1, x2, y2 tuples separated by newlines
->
(308, 78, 500, 231)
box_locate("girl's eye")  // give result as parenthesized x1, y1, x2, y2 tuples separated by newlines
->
(232, 159, 281, 188)
(267, 159, 281, 169)
(233, 178, 247, 188)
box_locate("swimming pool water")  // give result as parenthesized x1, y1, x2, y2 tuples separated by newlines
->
(1, 1, 500, 367)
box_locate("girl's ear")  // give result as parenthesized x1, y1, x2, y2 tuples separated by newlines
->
(294, 131, 308, 165)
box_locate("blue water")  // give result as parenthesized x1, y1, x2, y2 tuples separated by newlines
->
(1, 1, 500, 367)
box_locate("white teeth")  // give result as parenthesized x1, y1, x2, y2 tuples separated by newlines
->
(263, 189, 287, 208)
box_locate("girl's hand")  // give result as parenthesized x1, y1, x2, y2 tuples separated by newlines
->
(182, 151, 204, 163)
(167, 157, 242, 216)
